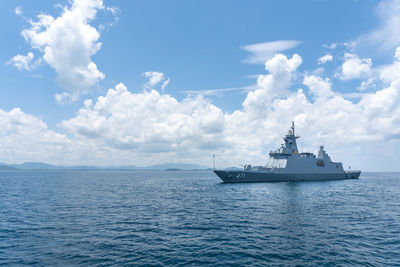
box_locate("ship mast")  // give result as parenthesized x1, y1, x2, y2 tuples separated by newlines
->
(292, 121, 295, 137)
(284, 121, 299, 154)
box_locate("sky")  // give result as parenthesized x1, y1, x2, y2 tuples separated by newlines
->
(1, 0, 400, 171)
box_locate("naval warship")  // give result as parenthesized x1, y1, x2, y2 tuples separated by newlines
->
(213, 122, 361, 182)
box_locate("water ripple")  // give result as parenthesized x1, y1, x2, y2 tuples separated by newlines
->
(0, 171, 399, 265)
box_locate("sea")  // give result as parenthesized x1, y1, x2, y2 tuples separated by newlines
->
(0, 170, 399, 266)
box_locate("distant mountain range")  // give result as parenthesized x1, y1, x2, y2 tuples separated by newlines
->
(0, 165, 18, 170)
(0, 162, 213, 171)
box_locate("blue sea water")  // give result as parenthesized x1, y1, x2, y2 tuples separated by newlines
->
(0, 171, 399, 266)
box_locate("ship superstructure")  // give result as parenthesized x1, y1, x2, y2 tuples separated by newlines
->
(213, 122, 361, 182)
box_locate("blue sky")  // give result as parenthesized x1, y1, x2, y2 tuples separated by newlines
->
(1, 0, 400, 170)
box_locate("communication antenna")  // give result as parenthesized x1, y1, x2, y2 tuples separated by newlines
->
(292, 121, 295, 136)
(213, 154, 215, 170)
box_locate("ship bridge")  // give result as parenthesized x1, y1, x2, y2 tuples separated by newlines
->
(269, 121, 300, 158)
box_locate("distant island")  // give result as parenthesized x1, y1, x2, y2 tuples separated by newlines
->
(0, 165, 18, 170)
(0, 162, 217, 171)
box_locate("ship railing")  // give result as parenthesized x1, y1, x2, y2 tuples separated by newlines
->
(269, 152, 291, 157)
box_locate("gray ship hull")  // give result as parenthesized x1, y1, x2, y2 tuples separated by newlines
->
(213, 170, 361, 183)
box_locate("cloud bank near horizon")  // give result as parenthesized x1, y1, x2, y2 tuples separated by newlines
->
(2, 46, 400, 170)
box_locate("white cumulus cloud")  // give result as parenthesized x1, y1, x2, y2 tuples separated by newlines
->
(15, 6, 22, 16)
(7, 52, 35, 71)
(318, 54, 333, 65)
(395, 46, 400, 60)
(0, 108, 71, 164)
(143, 71, 170, 92)
(303, 75, 334, 99)
(17, 0, 105, 102)
(61, 82, 227, 164)
(340, 53, 372, 80)
(143, 71, 165, 87)
(378, 46, 400, 84)
(357, 78, 377, 92)
(242, 53, 302, 116)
